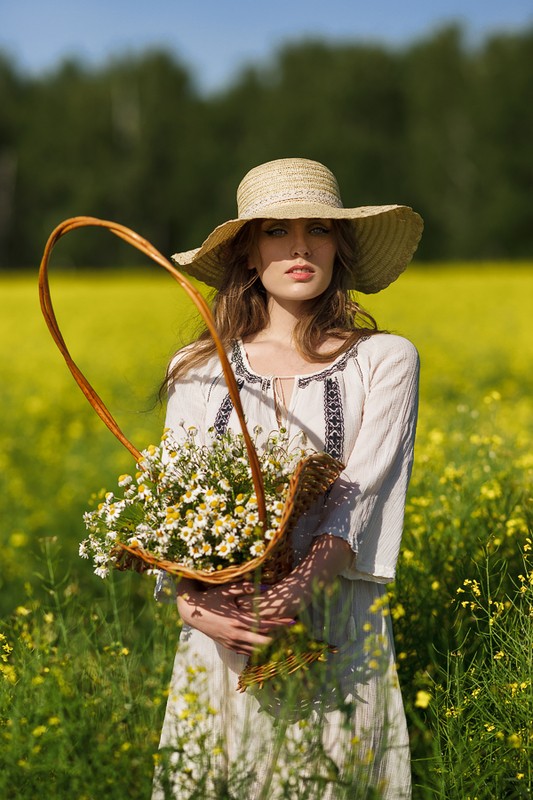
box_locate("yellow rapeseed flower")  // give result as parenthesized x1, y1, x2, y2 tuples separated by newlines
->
(415, 690, 432, 709)
(483, 390, 501, 404)
(429, 430, 444, 445)
(479, 480, 502, 500)
(9, 531, 28, 548)
(0, 664, 17, 683)
(391, 603, 405, 620)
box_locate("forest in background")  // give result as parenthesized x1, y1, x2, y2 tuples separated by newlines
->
(0, 23, 532, 269)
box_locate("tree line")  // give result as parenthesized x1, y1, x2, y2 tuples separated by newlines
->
(0, 24, 532, 269)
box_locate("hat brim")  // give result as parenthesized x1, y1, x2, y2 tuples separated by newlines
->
(171, 203, 423, 294)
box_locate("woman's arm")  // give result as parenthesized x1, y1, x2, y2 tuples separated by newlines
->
(312, 336, 420, 582)
(236, 534, 352, 619)
(175, 577, 295, 656)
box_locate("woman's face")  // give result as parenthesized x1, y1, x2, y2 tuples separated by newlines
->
(248, 218, 336, 306)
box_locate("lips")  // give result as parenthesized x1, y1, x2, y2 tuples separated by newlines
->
(286, 264, 315, 276)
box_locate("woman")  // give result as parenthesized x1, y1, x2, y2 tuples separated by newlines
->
(152, 158, 423, 799)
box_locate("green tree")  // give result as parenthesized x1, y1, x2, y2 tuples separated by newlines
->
(0, 54, 24, 266)
(469, 29, 533, 258)
(402, 25, 477, 259)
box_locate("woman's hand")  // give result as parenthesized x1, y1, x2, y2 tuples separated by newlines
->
(176, 579, 294, 656)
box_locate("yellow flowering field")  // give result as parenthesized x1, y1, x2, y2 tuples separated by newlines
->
(1, 263, 532, 798)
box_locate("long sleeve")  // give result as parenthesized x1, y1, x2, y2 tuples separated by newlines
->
(163, 353, 209, 447)
(313, 335, 419, 583)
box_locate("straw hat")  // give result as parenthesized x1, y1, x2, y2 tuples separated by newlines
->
(171, 158, 423, 293)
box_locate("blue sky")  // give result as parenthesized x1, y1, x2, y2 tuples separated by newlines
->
(2, 0, 532, 92)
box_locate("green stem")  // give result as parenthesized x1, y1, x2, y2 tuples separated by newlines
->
(107, 574, 133, 704)
(42, 537, 69, 647)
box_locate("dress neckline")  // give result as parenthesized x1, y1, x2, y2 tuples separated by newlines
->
(235, 338, 359, 381)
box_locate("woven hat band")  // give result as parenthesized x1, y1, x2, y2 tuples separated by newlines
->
(240, 188, 344, 217)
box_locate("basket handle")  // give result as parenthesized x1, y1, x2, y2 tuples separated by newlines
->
(38, 216, 267, 522)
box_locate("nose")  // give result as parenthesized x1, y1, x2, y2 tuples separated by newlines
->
(290, 230, 311, 257)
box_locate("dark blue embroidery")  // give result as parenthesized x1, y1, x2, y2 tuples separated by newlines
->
(207, 372, 223, 403)
(324, 376, 344, 460)
(297, 335, 370, 388)
(213, 379, 244, 435)
(231, 341, 270, 388)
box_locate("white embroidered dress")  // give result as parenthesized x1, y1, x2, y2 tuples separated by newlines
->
(153, 333, 419, 800)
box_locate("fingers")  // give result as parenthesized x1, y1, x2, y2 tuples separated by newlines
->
(235, 631, 273, 655)
(237, 611, 295, 630)
(221, 630, 273, 656)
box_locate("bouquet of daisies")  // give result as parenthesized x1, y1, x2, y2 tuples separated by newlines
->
(80, 425, 311, 580)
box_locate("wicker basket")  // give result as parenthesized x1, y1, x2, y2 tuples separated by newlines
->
(38, 216, 343, 685)
(111, 450, 341, 586)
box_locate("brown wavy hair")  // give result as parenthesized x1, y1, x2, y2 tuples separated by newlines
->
(163, 219, 382, 389)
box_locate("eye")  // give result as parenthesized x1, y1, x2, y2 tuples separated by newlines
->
(309, 223, 331, 235)
(263, 226, 287, 237)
